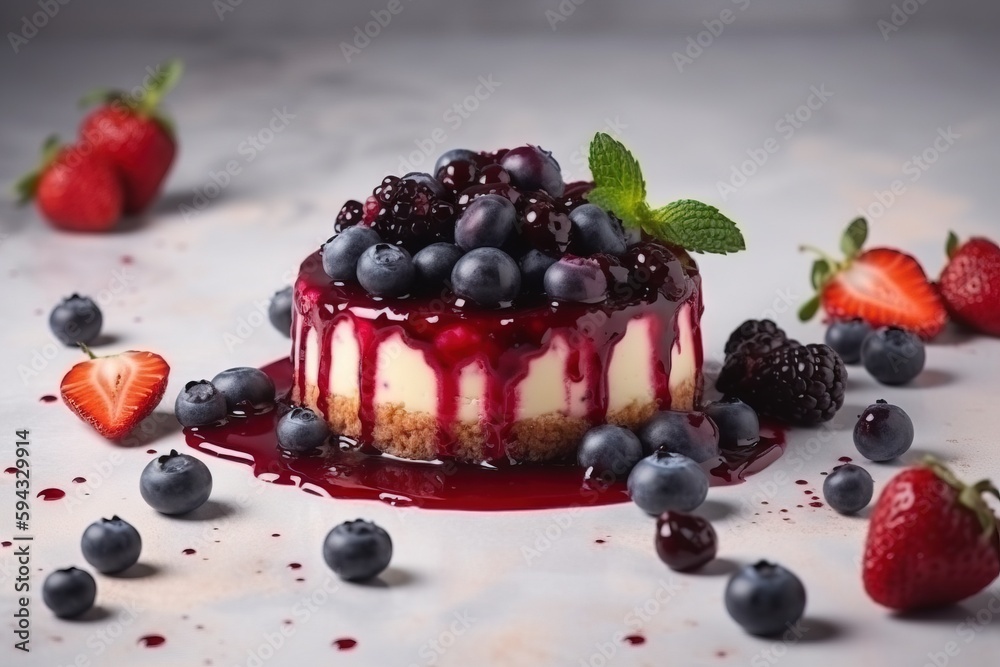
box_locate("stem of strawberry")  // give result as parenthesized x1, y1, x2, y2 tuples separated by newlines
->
(798, 245, 841, 268)
(78, 343, 97, 360)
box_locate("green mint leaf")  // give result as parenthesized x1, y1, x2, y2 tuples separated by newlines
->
(840, 217, 868, 258)
(946, 230, 960, 258)
(798, 294, 821, 321)
(650, 200, 746, 254)
(586, 132, 645, 224)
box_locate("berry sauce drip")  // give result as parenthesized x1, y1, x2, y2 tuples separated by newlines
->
(291, 249, 704, 462)
(186, 359, 786, 511)
(39, 395, 57, 403)
(333, 638, 358, 650)
(4, 467, 17, 475)
(623, 635, 646, 646)
(138, 635, 166, 648)
(37, 488, 65, 501)
(1, 541, 12, 548)
(72, 477, 86, 484)
(182, 548, 196, 555)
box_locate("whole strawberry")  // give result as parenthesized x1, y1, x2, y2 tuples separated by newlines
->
(78, 59, 182, 214)
(800, 218, 947, 340)
(939, 233, 1000, 336)
(863, 459, 1000, 611)
(16, 136, 123, 232)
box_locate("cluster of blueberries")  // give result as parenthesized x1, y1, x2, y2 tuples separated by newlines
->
(825, 319, 927, 385)
(322, 146, 679, 308)
(573, 381, 914, 635)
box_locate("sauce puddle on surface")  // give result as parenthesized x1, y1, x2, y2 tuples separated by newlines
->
(186, 358, 785, 511)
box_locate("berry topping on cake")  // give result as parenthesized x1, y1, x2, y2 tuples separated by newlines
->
(60, 346, 170, 439)
(939, 232, 1000, 336)
(800, 217, 947, 339)
(717, 320, 846, 426)
(318, 135, 744, 308)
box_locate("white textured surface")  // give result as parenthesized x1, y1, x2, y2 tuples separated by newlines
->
(2, 26, 1000, 667)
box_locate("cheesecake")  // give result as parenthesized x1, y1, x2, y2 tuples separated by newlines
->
(290, 144, 708, 464)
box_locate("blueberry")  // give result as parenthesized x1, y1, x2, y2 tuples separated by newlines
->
(627, 451, 709, 514)
(80, 516, 142, 574)
(824, 319, 872, 365)
(861, 326, 925, 385)
(322, 226, 381, 282)
(139, 449, 213, 515)
(451, 247, 521, 308)
(268, 286, 293, 337)
(277, 407, 330, 453)
(519, 249, 558, 293)
(569, 204, 626, 256)
(174, 380, 227, 427)
(356, 243, 415, 297)
(454, 194, 516, 250)
(544, 256, 609, 303)
(577, 424, 643, 482)
(50, 294, 102, 346)
(211, 367, 276, 411)
(434, 148, 479, 175)
(413, 243, 464, 288)
(702, 398, 760, 451)
(725, 561, 807, 636)
(500, 145, 565, 197)
(853, 399, 914, 462)
(823, 464, 874, 514)
(42, 567, 96, 619)
(322, 519, 393, 582)
(637, 410, 720, 462)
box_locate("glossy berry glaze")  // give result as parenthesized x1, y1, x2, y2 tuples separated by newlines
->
(186, 359, 786, 511)
(291, 244, 703, 464)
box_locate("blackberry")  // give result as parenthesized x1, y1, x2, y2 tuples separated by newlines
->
(477, 164, 511, 185)
(723, 319, 787, 355)
(457, 183, 519, 212)
(369, 176, 457, 251)
(623, 242, 685, 300)
(717, 337, 846, 426)
(436, 160, 478, 196)
(517, 199, 572, 256)
(334, 200, 364, 234)
(558, 180, 595, 211)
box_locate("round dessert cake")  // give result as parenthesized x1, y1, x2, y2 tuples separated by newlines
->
(290, 146, 705, 464)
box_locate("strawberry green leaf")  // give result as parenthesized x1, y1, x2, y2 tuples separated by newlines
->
(946, 231, 960, 259)
(650, 200, 746, 254)
(14, 134, 62, 205)
(798, 294, 821, 321)
(811, 259, 833, 290)
(840, 217, 868, 258)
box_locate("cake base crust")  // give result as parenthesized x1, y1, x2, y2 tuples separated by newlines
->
(298, 376, 698, 464)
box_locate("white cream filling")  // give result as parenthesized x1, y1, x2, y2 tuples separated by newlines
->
(301, 309, 698, 423)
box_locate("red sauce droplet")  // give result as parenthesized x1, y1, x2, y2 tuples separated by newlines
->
(795, 479, 808, 485)
(838, 456, 852, 463)
(146, 449, 157, 454)
(809, 501, 824, 508)
(39, 395, 58, 403)
(138, 635, 166, 648)
(182, 548, 196, 555)
(121, 255, 134, 265)
(295, 577, 305, 582)
(820, 471, 828, 476)
(37, 488, 65, 501)
(623, 634, 646, 645)
(796, 504, 804, 508)
(760, 501, 769, 505)
(803, 490, 813, 495)
(288, 563, 302, 570)
(595, 539, 606, 544)
(1, 541, 12, 548)
(4, 467, 17, 475)
(72, 477, 86, 484)
(779, 509, 788, 513)
(333, 638, 357, 650)
(811, 496, 820, 501)
(184, 360, 788, 511)
(271, 533, 281, 538)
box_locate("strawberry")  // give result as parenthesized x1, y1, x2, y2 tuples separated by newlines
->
(863, 458, 1000, 611)
(799, 218, 947, 339)
(78, 59, 182, 214)
(60, 346, 170, 440)
(16, 136, 123, 232)
(939, 232, 1000, 336)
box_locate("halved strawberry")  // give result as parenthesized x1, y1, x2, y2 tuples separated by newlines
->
(60, 346, 170, 440)
(799, 218, 947, 340)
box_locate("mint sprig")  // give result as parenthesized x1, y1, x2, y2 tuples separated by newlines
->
(585, 133, 745, 254)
